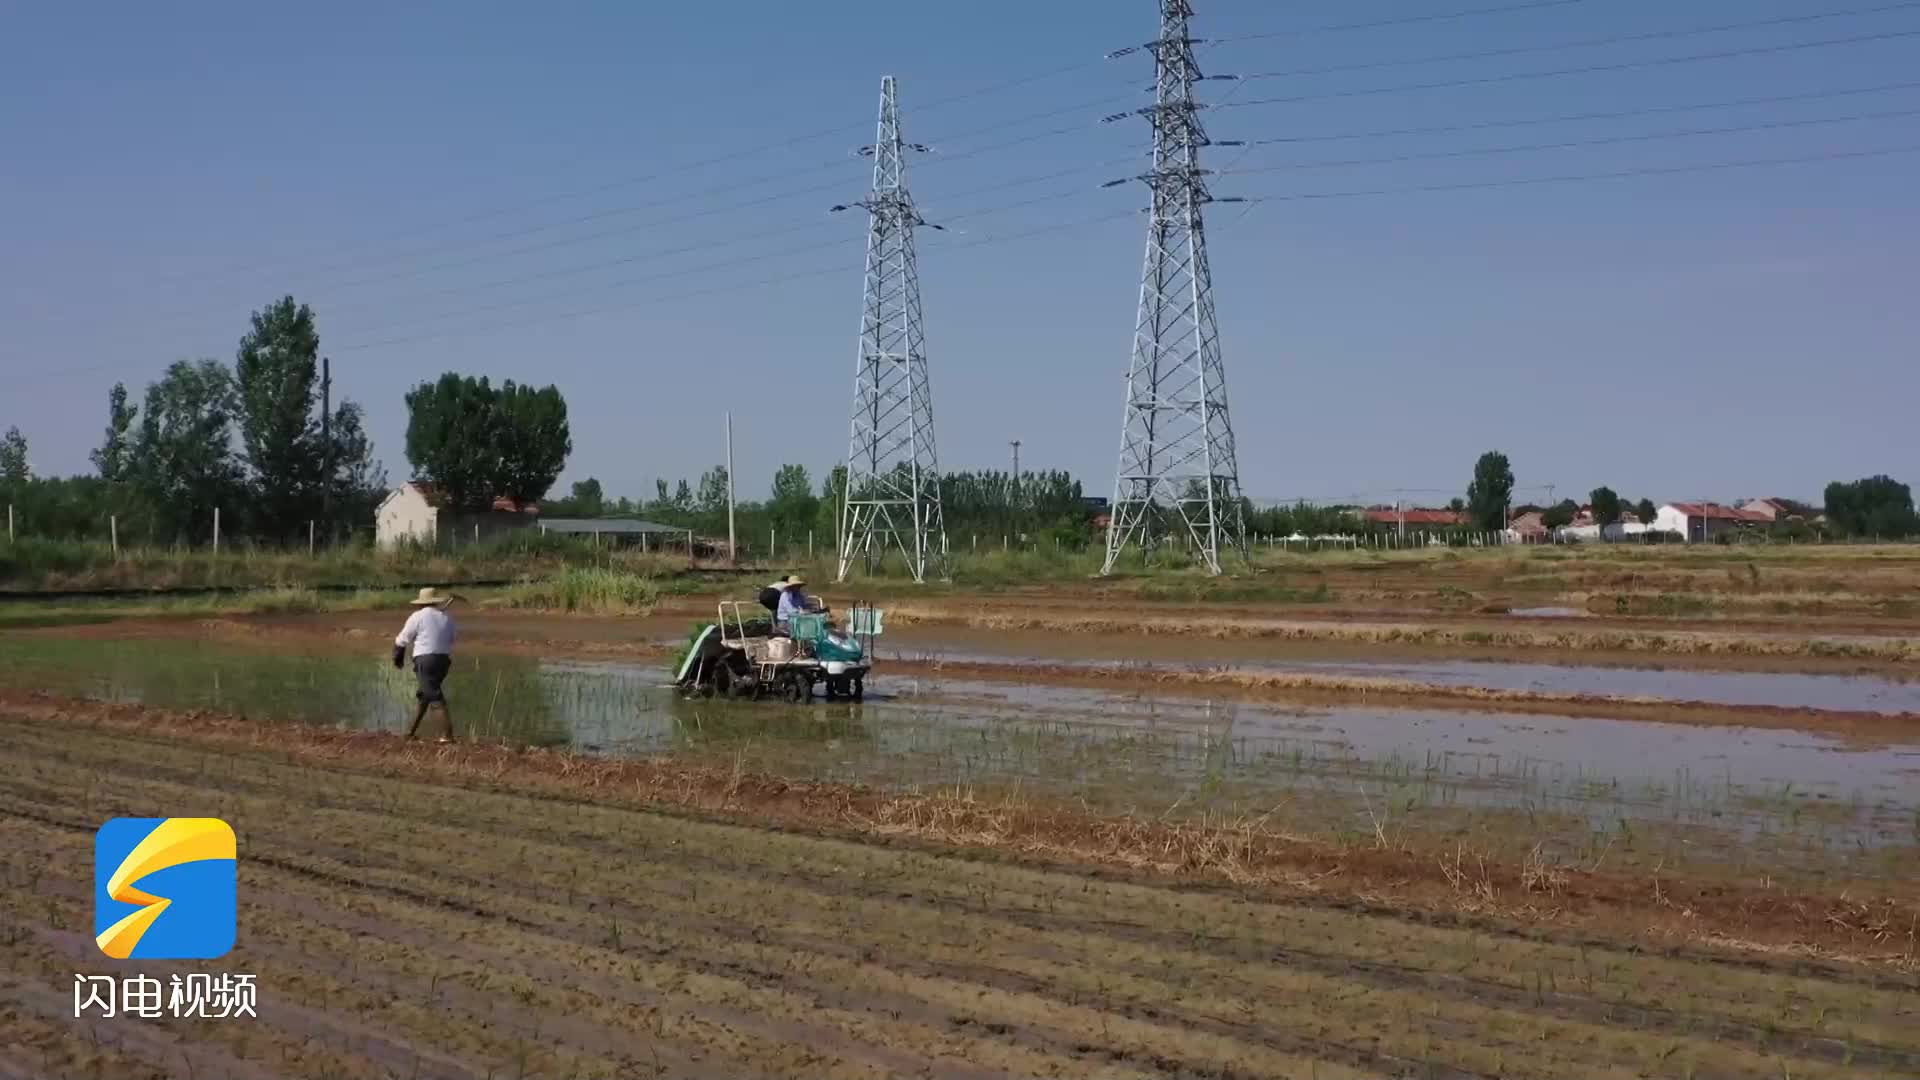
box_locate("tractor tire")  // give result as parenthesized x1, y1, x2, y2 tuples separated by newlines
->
(781, 676, 808, 704)
(851, 677, 865, 702)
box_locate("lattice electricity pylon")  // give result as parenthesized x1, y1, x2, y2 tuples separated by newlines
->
(833, 75, 950, 584)
(1101, 0, 1247, 576)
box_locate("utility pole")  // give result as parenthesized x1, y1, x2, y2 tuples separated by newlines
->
(1010, 439, 1022, 499)
(1102, 0, 1245, 576)
(319, 355, 331, 546)
(835, 75, 949, 583)
(725, 412, 737, 564)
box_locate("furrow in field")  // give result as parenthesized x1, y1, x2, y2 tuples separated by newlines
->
(5, 712, 1916, 1079)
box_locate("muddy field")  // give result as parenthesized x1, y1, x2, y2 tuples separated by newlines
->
(4, 696, 1918, 1080)
(5, 547, 1920, 1077)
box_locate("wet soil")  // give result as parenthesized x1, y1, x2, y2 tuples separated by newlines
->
(4, 692, 1917, 1079)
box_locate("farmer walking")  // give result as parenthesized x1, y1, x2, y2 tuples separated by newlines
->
(393, 587, 458, 741)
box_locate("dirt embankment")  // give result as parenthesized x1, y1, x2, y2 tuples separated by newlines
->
(4, 691, 1918, 1079)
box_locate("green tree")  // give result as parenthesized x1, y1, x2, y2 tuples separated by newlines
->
(493, 380, 571, 506)
(816, 465, 848, 547)
(1824, 475, 1917, 537)
(233, 297, 324, 536)
(1589, 486, 1622, 534)
(90, 383, 139, 482)
(404, 374, 501, 511)
(0, 427, 28, 483)
(1635, 498, 1658, 526)
(1542, 499, 1579, 530)
(696, 466, 730, 525)
(1465, 451, 1514, 531)
(322, 401, 387, 536)
(768, 463, 818, 539)
(131, 359, 243, 541)
(568, 477, 605, 517)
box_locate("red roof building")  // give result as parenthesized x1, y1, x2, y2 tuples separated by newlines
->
(1357, 507, 1468, 527)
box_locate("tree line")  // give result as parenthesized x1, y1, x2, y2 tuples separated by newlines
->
(0, 295, 572, 547)
(542, 466, 1094, 551)
(2, 298, 383, 544)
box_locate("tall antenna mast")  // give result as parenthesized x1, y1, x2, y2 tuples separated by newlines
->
(1101, 0, 1246, 576)
(836, 76, 949, 583)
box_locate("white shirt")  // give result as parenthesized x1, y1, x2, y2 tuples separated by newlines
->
(776, 589, 812, 624)
(395, 606, 456, 657)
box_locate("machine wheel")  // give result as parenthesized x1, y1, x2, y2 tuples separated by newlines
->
(851, 677, 865, 702)
(714, 663, 752, 700)
(781, 675, 808, 704)
(823, 679, 841, 701)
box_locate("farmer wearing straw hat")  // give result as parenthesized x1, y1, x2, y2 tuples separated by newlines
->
(392, 587, 458, 741)
(773, 574, 817, 633)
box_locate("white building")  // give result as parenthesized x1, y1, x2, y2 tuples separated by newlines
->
(1653, 502, 1770, 543)
(375, 482, 538, 550)
(1554, 522, 1649, 543)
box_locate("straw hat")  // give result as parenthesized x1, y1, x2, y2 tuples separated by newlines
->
(785, 574, 806, 588)
(409, 587, 453, 607)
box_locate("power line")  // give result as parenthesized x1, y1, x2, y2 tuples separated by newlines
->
(1236, 2, 1920, 80)
(136, 101, 1138, 321)
(244, 107, 1920, 340)
(84, 100, 1920, 367)
(328, 208, 1140, 355)
(1236, 143, 1920, 207)
(208, 177, 1123, 346)
(28, 137, 1908, 381)
(1216, 29, 1920, 111)
(133, 155, 1125, 341)
(154, 57, 1126, 288)
(1204, 0, 1587, 46)
(1222, 107, 1920, 176)
(1239, 80, 1920, 146)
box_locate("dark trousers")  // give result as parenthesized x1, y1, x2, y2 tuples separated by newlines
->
(413, 653, 452, 704)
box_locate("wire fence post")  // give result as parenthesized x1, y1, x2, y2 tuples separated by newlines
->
(808, 529, 814, 558)
(308, 519, 315, 556)
(5, 503, 12, 543)
(213, 507, 220, 555)
(111, 515, 119, 558)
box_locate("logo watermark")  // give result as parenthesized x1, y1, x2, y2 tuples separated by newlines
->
(73, 973, 257, 1019)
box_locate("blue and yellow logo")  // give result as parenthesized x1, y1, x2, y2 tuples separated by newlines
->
(94, 818, 236, 960)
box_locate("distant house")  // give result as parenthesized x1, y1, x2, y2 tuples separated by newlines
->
(1356, 507, 1468, 529)
(375, 481, 540, 550)
(1737, 497, 1811, 523)
(1556, 521, 1649, 544)
(1653, 502, 1770, 543)
(1507, 511, 1549, 541)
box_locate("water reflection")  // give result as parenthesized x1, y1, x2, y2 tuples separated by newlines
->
(3, 637, 1914, 853)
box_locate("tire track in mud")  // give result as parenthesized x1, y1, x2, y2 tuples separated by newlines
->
(6, 723, 1916, 1080)
(0, 796, 1436, 1080)
(7, 706, 1914, 990)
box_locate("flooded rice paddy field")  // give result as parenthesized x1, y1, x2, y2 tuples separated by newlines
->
(4, 633, 1914, 879)
(881, 640, 1920, 713)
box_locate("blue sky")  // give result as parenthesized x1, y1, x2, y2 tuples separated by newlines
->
(4, 0, 1916, 509)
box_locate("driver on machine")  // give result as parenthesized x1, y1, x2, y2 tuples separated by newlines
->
(774, 574, 816, 633)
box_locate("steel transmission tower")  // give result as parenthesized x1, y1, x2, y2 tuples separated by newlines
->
(836, 76, 950, 583)
(1102, 0, 1246, 576)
